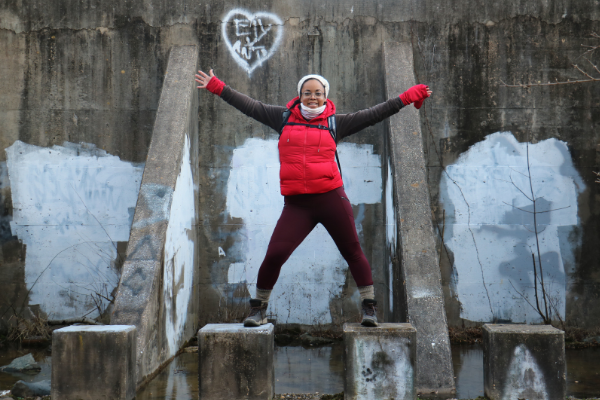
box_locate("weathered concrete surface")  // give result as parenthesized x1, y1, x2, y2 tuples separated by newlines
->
(343, 323, 416, 400)
(51, 325, 136, 400)
(0, 0, 599, 330)
(383, 41, 455, 396)
(111, 45, 200, 387)
(198, 323, 274, 400)
(483, 324, 566, 400)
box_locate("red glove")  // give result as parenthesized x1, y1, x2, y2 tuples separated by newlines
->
(399, 84, 430, 109)
(206, 76, 225, 96)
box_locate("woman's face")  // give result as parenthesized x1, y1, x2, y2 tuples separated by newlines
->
(300, 79, 326, 109)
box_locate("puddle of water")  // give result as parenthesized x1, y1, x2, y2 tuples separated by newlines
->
(274, 343, 344, 394)
(0, 343, 51, 391)
(566, 347, 600, 398)
(2, 340, 599, 399)
(452, 344, 484, 399)
(136, 352, 198, 400)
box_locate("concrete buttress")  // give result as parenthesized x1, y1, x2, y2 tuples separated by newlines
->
(111, 45, 200, 388)
(383, 41, 455, 397)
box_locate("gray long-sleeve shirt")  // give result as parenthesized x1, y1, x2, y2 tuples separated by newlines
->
(219, 86, 405, 141)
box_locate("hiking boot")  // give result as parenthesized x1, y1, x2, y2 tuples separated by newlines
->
(361, 299, 378, 327)
(244, 299, 268, 327)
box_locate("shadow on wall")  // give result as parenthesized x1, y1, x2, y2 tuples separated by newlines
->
(440, 132, 585, 324)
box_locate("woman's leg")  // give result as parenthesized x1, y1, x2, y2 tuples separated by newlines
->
(256, 201, 318, 290)
(317, 187, 377, 326)
(317, 187, 374, 288)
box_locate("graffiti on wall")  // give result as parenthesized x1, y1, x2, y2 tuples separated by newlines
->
(440, 132, 584, 323)
(224, 137, 382, 325)
(163, 135, 195, 354)
(222, 9, 283, 75)
(5, 141, 144, 320)
(503, 345, 548, 399)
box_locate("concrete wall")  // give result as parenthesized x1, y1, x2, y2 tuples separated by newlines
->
(0, 0, 599, 329)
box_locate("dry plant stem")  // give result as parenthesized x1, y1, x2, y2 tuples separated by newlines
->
(501, 32, 598, 88)
(527, 144, 550, 322)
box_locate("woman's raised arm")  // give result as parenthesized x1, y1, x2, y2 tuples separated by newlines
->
(194, 69, 285, 132)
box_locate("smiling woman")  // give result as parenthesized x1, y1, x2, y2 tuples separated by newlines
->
(194, 69, 431, 328)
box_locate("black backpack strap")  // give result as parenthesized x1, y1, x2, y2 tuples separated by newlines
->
(280, 99, 301, 135)
(328, 115, 342, 179)
(327, 115, 337, 142)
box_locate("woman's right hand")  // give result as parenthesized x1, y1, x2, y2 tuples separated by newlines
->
(195, 69, 225, 95)
(195, 69, 215, 89)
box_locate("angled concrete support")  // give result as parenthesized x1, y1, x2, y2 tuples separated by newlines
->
(383, 41, 455, 397)
(111, 45, 200, 387)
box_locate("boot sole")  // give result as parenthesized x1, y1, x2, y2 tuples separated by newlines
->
(361, 319, 378, 327)
(244, 318, 267, 327)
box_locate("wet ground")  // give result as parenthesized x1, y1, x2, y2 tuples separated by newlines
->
(0, 344, 51, 390)
(1, 342, 599, 399)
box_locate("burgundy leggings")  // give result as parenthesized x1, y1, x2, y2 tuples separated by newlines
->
(256, 186, 374, 290)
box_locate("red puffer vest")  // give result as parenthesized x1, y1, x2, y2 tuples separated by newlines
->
(278, 97, 343, 196)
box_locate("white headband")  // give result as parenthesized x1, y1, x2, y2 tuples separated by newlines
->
(297, 75, 329, 99)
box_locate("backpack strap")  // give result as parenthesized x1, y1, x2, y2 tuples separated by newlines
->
(327, 115, 342, 179)
(279, 99, 300, 135)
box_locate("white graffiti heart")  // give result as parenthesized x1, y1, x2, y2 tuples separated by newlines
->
(222, 9, 283, 75)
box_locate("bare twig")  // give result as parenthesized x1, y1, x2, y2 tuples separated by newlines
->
(501, 32, 599, 88)
(500, 77, 598, 88)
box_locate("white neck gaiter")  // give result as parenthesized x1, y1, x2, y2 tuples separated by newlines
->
(300, 103, 326, 120)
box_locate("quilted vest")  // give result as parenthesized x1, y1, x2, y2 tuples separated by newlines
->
(278, 97, 343, 196)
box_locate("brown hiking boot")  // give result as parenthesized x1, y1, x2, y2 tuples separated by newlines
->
(243, 299, 268, 327)
(361, 299, 378, 327)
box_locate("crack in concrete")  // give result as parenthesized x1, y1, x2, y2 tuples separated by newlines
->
(411, 26, 495, 319)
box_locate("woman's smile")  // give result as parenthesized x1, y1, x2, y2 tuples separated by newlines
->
(300, 79, 326, 109)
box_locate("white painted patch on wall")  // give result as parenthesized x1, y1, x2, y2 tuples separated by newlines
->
(225, 138, 382, 325)
(385, 159, 396, 313)
(6, 140, 144, 320)
(222, 9, 283, 75)
(163, 135, 195, 355)
(502, 345, 548, 400)
(440, 132, 584, 323)
(353, 337, 413, 399)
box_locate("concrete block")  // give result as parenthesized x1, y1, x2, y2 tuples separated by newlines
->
(198, 323, 274, 400)
(483, 324, 566, 400)
(343, 323, 417, 400)
(51, 325, 136, 400)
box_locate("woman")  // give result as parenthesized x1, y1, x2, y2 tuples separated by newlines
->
(195, 69, 431, 327)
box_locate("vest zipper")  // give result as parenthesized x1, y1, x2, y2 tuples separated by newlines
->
(303, 126, 308, 192)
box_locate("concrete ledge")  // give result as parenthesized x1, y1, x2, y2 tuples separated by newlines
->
(198, 323, 274, 400)
(483, 324, 566, 400)
(51, 325, 136, 400)
(343, 323, 417, 400)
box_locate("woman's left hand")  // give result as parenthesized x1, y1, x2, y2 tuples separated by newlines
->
(399, 84, 432, 109)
